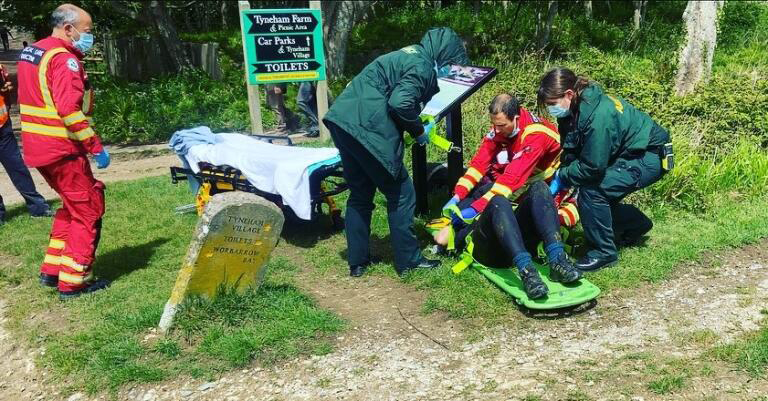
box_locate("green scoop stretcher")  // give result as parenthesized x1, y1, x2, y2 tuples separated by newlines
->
(428, 206, 601, 310)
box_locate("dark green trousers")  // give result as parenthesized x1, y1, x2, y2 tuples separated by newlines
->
(328, 123, 422, 270)
(578, 150, 663, 260)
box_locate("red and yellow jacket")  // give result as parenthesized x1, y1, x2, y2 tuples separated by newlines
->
(454, 107, 561, 212)
(17, 36, 102, 167)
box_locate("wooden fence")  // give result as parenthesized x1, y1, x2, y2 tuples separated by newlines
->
(103, 38, 221, 81)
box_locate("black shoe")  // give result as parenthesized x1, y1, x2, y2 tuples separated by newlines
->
(519, 265, 548, 299)
(548, 254, 583, 283)
(31, 209, 54, 218)
(576, 256, 618, 272)
(397, 258, 440, 276)
(350, 262, 370, 277)
(40, 273, 58, 288)
(349, 256, 382, 277)
(59, 279, 111, 300)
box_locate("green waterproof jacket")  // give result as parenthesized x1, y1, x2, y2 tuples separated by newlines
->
(558, 84, 669, 186)
(323, 27, 469, 178)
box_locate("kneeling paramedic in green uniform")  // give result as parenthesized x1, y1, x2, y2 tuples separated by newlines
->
(323, 27, 469, 277)
(539, 68, 673, 271)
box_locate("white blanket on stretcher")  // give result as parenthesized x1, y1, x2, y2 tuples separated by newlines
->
(185, 133, 339, 220)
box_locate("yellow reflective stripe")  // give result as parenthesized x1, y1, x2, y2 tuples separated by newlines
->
(489, 183, 512, 198)
(20, 104, 59, 119)
(82, 89, 93, 114)
(21, 121, 68, 138)
(456, 177, 475, 190)
(49, 238, 66, 249)
(60, 256, 87, 272)
(451, 235, 475, 274)
(59, 271, 93, 285)
(43, 254, 61, 265)
(38, 48, 69, 110)
(70, 126, 94, 141)
(521, 123, 560, 143)
(465, 167, 483, 181)
(62, 111, 87, 126)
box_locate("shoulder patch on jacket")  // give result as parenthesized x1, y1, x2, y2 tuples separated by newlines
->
(605, 94, 624, 113)
(18, 45, 45, 65)
(401, 46, 418, 54)
(66, 58, 79, 72)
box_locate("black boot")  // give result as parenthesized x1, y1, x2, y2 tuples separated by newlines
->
(548, 254, 582, 283)
(40, 273, 58, 288)
(59, 279, 111, 300)
(519, 265, 548, 299)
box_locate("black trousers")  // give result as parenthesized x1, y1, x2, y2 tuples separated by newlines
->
(329, 122, 422, 270)
(0, 120, 48, 220)
(460, 181, 560, 268)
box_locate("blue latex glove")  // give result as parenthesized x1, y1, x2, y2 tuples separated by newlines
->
(94, 149, 110, 169)
(443, 195, 460, 210)
(451, 207, 478, 226)
(423, 121, 436, 135)
(416, 133, 430, 146)
(549, 170, 563, 195)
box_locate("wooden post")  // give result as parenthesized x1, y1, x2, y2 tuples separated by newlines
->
(238, 0, 263, 135)
(412, 143, 429, 216)
(309, 0, 331, 141)
(446, 105, 463, 190)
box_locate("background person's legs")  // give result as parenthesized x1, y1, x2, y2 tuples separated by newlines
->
(0, 120, 50, 216)
(296, 82, 319, 136)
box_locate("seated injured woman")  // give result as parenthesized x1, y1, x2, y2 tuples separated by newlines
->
(437, 94, 582, 299)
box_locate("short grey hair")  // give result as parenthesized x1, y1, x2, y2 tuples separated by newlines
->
(50, 5, 80, 28)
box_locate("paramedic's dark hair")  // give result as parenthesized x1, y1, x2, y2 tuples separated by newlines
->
(488, 93, 520, 120)
(536, 67, 590, 111)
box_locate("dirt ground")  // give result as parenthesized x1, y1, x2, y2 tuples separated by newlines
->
(2, 237, 767, 401)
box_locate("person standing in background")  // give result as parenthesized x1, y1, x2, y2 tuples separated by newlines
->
(0, 63, 52, 225)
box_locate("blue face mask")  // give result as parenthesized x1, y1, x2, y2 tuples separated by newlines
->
(72, 27, 94, 54)
(547, 104, 571, 118)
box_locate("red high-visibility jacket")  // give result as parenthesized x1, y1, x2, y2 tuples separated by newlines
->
(0, 64, 9, 126)
(453, 107, 561, 212)
(17, 36, 102, 167)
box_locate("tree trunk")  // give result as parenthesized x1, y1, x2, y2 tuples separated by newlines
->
(321, 1, 374, 79)
(221, 1, 229, 30)
(584, 0, 592, 18)
(536, 1, 558, 49)
(674, 0, 725, 96)
(144, 0, 192, 73)
(633, 0, 646, 30)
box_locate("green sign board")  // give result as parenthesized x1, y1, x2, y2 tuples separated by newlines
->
(240, 8, 326, 84)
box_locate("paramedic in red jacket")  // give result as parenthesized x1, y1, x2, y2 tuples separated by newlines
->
(443, 94, 581, 298)
(18, 4, 110, 299)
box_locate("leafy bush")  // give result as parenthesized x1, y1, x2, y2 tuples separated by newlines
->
(93, 57, 276, 144)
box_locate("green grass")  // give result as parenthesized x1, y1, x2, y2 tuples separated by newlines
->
(648, 374, 686, 395)
(711, 324, 768, 377)
(0, 176, 342, 394)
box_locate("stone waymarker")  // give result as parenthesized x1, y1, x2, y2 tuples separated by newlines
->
(159, 192, 284, 332)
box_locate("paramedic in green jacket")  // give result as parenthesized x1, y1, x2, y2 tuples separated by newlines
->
(539, 68, 670, 271)
(323, 27, 469, 277)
